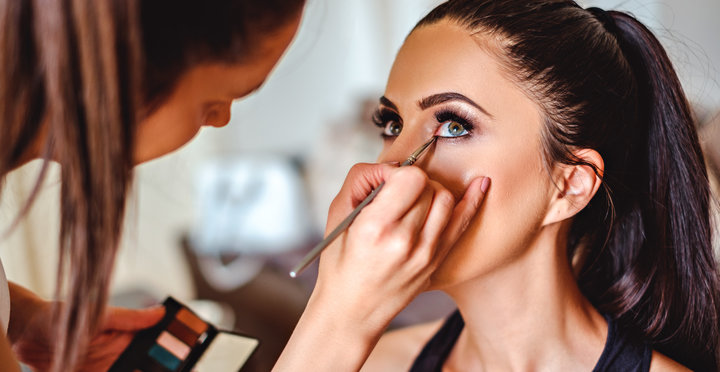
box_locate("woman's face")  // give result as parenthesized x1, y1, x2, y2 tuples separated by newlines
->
(133, 13, 302, 164)
(376, 20, 557, 288)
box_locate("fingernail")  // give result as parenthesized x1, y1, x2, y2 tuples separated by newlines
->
(480, 177, 491, 193)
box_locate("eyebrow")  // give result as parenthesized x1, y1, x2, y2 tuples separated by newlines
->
(419, 92, 492, 118)
(379, 96, 398, 111)
(379, 92, 492, 118)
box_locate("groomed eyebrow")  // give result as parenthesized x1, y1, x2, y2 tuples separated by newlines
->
(379, 93, 493, 118)
(418, 92, 492, 118)
(379, 96, 398, 111)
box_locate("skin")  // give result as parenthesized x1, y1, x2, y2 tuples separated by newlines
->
(361, 20, 688, 372)
(134, 15, 303, 163)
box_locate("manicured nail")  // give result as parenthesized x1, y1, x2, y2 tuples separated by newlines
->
(480, 177, 491, 193)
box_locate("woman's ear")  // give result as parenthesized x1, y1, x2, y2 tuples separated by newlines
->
(542, 149, 604, 226)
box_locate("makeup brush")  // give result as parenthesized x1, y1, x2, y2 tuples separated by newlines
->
(289, 136, 438, 278)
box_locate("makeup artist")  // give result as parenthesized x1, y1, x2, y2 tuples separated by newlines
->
(0, 0, 487, 371)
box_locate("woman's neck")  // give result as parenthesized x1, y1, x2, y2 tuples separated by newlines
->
(443, 223, 608, 372)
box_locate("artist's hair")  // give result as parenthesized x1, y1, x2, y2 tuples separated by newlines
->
(416, 0, 720, 370)
(0, 0, 304, 371)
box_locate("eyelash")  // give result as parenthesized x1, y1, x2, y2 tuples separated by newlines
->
(372, 108, 402, 139)
(371, 107, 477, 139)
(434, 110, 475, 138)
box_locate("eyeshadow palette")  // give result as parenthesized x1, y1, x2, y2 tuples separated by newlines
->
(109, 297, 258, 372)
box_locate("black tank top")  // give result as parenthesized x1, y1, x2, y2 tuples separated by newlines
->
(409, 310, 653, 372)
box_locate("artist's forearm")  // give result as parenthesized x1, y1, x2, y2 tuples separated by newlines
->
(273, 294, 385, 372)
(0, 333, 21, 372)
(6, 282, 48, 344)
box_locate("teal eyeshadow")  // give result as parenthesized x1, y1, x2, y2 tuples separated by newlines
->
(148, 344, 181, 371)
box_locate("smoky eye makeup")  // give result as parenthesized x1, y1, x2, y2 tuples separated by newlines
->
(371, 100, 482, 141)
(109, 297, 258, 372)
(433, 108, 477, 140)
(372, 107, 403, 139)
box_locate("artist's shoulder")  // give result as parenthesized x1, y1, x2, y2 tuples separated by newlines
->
(649, 351, 691, 372)
(360, 319, 444, 372)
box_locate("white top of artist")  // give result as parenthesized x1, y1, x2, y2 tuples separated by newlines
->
(0, 258, 10, 334)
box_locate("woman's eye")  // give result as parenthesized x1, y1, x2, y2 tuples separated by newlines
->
(383, 121, 403, 137)
(436, 120, 469, 138)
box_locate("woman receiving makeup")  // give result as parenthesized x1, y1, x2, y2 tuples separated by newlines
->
(280, 0, 720, 371)
(0, 1, 487, 371)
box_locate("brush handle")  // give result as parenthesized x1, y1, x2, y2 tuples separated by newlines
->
(289, 136, 436, 277)
(289, 182, 385, 277)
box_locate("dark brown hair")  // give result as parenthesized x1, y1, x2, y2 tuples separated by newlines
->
(0, 0, 304, 371)
(416, 1, 720, 370)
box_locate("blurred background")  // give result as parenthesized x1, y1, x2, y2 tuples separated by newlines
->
(1, 0, 718, 370)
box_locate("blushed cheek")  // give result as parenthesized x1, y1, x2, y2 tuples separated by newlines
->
(426, 141, 551, 285)
(423, 143, 490, 199)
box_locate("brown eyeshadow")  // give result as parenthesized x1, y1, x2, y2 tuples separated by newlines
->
(176, 308, 208, 335)
(167, 318, 200, 346)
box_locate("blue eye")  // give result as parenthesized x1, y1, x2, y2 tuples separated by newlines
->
(436, 120, 469, 138)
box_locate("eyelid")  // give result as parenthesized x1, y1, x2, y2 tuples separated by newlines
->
(435, 109, 474, 129)
(372, 107, 402, 127)
(432, 108, 477, 139)
(435, 120, 469, 137)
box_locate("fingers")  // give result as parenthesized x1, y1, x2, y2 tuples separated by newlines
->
(328, 164, 427, 230)
(362, 166, 429, 225)
(394, 186, 435, 242)
(412, 184, 456, 262)
(102, 306, 165, 332)
(339, 162, 398, 206)
(436, 177, 490, 257)
(326, 162, 490, 277)
(327, 163, 397, 228)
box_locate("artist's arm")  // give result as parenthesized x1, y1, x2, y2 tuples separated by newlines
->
(7, 282, 164, 371)
(0, 334, 21, 372)
(274, 163, 488, 371)
(6, 282, 49, 346)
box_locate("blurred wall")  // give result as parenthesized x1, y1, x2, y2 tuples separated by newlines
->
(583, 0, 720, 115)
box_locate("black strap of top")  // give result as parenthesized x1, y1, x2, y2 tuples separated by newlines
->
(593, 315, 652, 372)
(409, 310, 654, 372)
(409, 310, 463, 372)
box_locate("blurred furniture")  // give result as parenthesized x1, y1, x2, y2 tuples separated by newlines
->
(181, 235, 311, 372)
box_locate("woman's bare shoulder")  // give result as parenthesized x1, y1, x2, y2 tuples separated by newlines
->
(360, 319, 445, 372)
(649, 351, 691, 372)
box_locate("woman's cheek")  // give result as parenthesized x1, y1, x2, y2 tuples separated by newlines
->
(424, 143, 487, 198)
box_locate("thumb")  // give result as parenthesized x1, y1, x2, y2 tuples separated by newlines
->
(102, 306, 165, 332)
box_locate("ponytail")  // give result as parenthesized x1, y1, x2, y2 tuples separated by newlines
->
(417, 1, 720, 370)
(578, 11, 720, 370)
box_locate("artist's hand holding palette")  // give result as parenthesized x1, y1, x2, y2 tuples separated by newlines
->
(110, 297, 258, 372)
